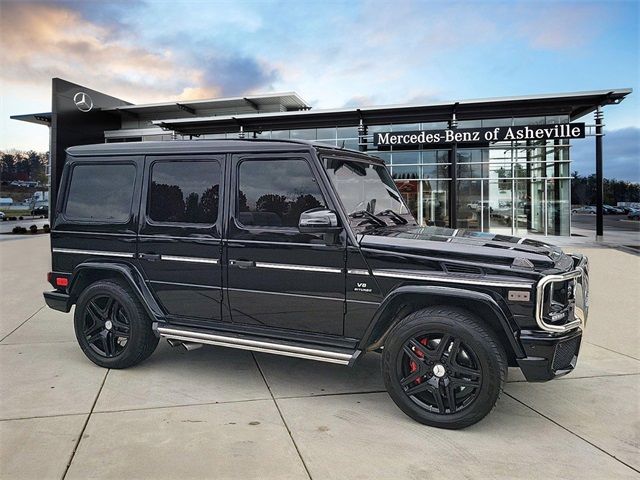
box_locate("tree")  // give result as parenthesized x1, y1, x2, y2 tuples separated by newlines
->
(571, 172, 640, 205)
(256, 193, 288, 218)
(150, 183, 184, 221)
(184, 192, 201, 222)
(200, 185, 220, 221)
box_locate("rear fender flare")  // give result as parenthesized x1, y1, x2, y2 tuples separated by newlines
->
(69, 261, 163, 320)
(359, 285, 524, 358)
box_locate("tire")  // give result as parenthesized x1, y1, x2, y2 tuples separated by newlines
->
(74, 279, 159, 369)
(381, 306, 507, 429)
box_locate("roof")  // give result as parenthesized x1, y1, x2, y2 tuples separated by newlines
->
(153, 88, 632, 135)
(103, 92, 309, 117)
(10, 112, 52, 126)
(64, 139, 380, 160)
(11, 87, 632, 135)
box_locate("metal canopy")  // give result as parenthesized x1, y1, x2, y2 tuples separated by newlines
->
(103, 92, 309, 117)
(151, 88, 632, 135)
(9, 112, 52, 126)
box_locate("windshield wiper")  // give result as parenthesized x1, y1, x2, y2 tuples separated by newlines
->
(349, 209, 387, 227)
(377, 209, 408, 225)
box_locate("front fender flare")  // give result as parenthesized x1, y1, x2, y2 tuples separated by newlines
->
(69, 261, 164, 320)
(359, 285, 524, 358)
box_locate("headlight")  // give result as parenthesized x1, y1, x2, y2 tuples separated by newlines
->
(542, 280, 573, 325)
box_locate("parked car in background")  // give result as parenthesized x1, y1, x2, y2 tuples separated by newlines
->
(571, 206, 596, 214)
(604, 205, 624, 214)
(0, 211, 5, 220)
(628, 209, 640, 220)
(31, 205, 49, 217)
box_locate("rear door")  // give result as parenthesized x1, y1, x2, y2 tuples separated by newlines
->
(225, 152, 346, 335)
(138, 155, 225, 322)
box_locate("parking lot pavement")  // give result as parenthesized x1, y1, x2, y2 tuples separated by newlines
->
(1, 235, 638, 479)
(0, 235, 50, 339)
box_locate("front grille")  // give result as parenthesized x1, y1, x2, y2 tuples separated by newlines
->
(552, 337, 581, 371)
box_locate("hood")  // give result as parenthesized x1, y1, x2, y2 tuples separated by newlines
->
(359, 225, 573, 273)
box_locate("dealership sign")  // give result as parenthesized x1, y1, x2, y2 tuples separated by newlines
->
(373, 123, 585, 148)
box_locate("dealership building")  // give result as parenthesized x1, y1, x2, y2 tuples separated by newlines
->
(12, 79, 631, 237)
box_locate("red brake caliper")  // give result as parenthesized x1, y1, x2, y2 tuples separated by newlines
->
(408, 338, 428, 384)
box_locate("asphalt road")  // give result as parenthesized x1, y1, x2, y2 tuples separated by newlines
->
(571, 213, 640, 232)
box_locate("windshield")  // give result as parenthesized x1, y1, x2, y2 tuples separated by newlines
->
(323, 157, 410, 217)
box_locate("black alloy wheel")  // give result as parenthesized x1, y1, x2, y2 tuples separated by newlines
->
(74, 280, 159, 369)
(83, 294, 130, 358)
(382, 306, 506, 429)
(398, 333, 481, 414)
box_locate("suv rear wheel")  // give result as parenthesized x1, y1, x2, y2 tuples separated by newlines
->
(74, 280, 159, 369)
(381, 306, 506, 429)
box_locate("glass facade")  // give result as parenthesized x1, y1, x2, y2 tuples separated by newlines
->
(118, 115, 573, 236)
(363, 115, 572, 236)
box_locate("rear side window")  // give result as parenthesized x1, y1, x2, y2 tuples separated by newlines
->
(237, 159, 325, 228)
(149, 160, 221, 224)
(65, 163, 135, 222)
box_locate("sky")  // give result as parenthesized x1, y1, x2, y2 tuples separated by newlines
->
(0, 0, 638, 181)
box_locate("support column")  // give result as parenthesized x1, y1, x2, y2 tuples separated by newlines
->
(448, 112, 458, 228)
(450, 143, 458, 228)
(595, 106, 604, 241)
(238, 125, 245, 139)
(358, 120, 368, 152)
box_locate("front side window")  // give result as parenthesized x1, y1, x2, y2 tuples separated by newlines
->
(65, 163, 135, 222)
(149, 161, 221, 224)
(237, 159, 325, 228)
(324, 158, 408, 216)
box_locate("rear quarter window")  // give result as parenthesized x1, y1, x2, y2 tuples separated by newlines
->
(64, 163, 136, 222)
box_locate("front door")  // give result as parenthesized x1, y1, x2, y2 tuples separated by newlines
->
(225, 153, 346, 335)
(138, 155, 224, 321)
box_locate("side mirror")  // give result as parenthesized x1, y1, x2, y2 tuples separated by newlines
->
(298, 208, 342, 234)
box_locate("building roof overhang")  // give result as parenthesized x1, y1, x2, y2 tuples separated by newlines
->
(9, 112, 52, 126)
(152, 88, 632, 135)
(10, 88, 632, 135)
(103, 91, 309, 117)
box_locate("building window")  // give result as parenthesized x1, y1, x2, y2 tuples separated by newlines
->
(237, 159, 325, 228)
(148, 161, 221, 224)
(65, 163, 135, 222)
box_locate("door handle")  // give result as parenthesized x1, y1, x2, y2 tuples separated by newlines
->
(229, 259, 255, 269)
(139, 253, 162, 261)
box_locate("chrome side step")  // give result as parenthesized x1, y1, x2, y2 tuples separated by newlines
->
(156, 325, 361, 366)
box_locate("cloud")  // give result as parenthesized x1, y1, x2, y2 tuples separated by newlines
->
(0, 0, 280, 103)
(513, 2, 606, 50)
(572, 127, 640, 183)
(198, 56, 279, 97)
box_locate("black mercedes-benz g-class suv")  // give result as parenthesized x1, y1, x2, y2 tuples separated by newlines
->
(44, 140, 588, 429)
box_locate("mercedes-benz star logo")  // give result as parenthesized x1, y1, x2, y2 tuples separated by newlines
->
(73, 92, 93, 112)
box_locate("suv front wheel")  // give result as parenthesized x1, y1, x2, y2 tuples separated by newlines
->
(381, 306, 506, 429)
(74, 280, 159, 369)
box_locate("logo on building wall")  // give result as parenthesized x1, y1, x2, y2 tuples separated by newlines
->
(373, 123, 586, 148)
(73, 92, 93, 112)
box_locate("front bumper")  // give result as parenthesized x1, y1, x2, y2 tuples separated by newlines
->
(518, 254, 588, 381)
(44, 291, 72, 313)
(517, 328, 582, 381)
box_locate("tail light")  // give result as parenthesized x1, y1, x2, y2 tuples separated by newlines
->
(48, 272, 70, 290)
